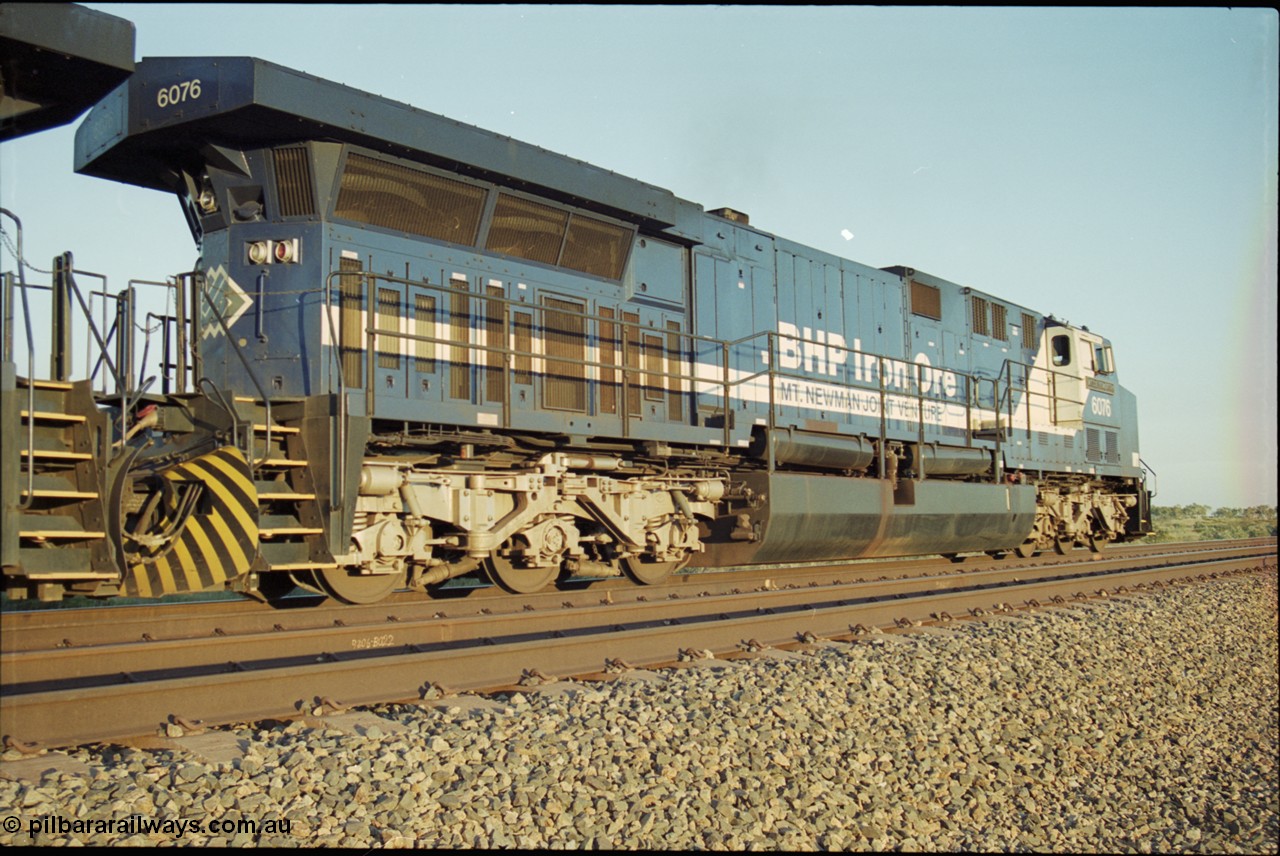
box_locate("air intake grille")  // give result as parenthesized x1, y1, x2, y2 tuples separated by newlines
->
(1105, 431, 1120, 464)
(599, 308, 617, 414)
(339, 257, 363, 388)
(910, 281, 942, 320)
(1086, 428, 1102, 463)
(413, 294, 436, 373)
(376, 288, 399, 370)
(1021, 312, 1037, 350)
(273, 147, 316, 217)
(991, 304, 1008, 341)
(971, 296, 990, 337)
(513, 312, 533, 386)
(449, 279, 470, 401)
(543, 297, 586, 412)
(666, 321, 683, 421)
(485, 285, 504, 403)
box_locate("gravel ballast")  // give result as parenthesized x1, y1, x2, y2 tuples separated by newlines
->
(2, 572, 1276, 851)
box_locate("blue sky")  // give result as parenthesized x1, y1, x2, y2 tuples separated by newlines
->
(1, 5, 1275, 509)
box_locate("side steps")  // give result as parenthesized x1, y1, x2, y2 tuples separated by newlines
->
(2, 376, 119, 600)
(241, 399, 337, 582)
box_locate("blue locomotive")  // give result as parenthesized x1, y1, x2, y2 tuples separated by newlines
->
(2, 32, 1152, 603)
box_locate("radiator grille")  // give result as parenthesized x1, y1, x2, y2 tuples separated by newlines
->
(561, 216, 630, 280)
(336, 154, 485, 245)
(1105, 431, 1120, 464)
(273, 147, 316, 217)
(486, 194, 568, 267)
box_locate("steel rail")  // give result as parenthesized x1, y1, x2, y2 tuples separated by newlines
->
(3, 543, 1275, 689)
(0, 551, 1271, 750)
(2, 539, 1271, 651)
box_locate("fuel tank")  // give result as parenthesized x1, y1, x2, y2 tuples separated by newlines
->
(694, 473, 1035, 566)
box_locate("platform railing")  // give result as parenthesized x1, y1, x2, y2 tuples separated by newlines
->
(322, 269, 732, 439)
(0, 211, 169, 490)
(996, 358, 1088, 438)
(720, 328, 1003, 477)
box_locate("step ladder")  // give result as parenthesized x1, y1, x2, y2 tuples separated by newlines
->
(4, 377, 119, 599)
(241, 399, 337, 576)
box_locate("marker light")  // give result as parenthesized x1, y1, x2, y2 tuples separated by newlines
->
(273, 240, 295, 263)
(197, 188, 218, 213)
(247, 241, 270, 265)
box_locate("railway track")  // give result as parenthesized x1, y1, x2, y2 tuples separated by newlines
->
(1, 539, 1274, 750)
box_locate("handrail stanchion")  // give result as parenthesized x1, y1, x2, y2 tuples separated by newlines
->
(620, 322, 630, 439)
(323, 272, 347, 513)
(766, 333, 776, 473)
(52, 254, 72, 382)
(992, 376, 1002, 483)
(502, 297, 512, 429)
(721, 341, 731, 449)
(365, 273, 376, 419)
(115, 286, 135, 397)
(916, 362, 925, 466)
(174, 274, 187, 394)
(878, 356, 887, 478)
(1, 208, 38, 510)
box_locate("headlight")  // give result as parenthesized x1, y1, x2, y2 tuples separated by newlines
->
(245, 239, 299, 265)
(273, 239, 297, 263)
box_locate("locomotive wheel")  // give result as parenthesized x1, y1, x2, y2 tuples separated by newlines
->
(1053, 537, 1073, 555)
(315, 566, 401, 604)
(1014, 542, 1037, 559)
(620, 555, 689, 585)
(484, 553, 560, 594)
(1088, 533, 1107, 553)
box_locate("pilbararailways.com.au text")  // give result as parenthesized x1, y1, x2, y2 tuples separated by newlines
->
(13, 814, 292, 838)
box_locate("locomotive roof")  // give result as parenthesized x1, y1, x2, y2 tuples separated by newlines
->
(74, 55, 706, 242)
(0, 3, 135, 141)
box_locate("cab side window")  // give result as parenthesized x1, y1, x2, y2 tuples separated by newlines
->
(1093, 344, 1114, 374)
(1051, 334, 1071, 367)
